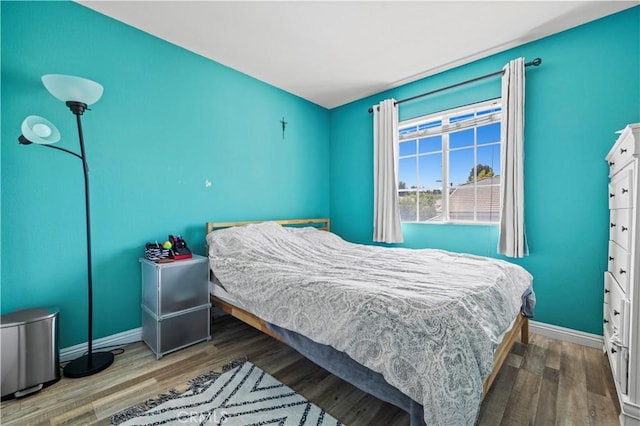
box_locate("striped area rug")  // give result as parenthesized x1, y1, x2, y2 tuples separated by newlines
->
(111, 360, 342, 425)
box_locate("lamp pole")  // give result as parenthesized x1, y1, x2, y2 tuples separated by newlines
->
(75, 106, 94, 363)
(61, 102, 114, 378)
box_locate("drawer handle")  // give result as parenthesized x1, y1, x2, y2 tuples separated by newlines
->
(622, 188, 628, 194)
(619, 268, 627, 275)
(609, 256, 614, 261)
(605, 288, 610, 293)
(614, 310, 620, 316)
(610, 222, 616, 228)
(609, 161, 615, 166)
(621, 148, 627, 154)
(611, 348, 617, 354)
(604, 319, 609, 324)
(609, 193, 615, 198)
(622, 226, 628, 232)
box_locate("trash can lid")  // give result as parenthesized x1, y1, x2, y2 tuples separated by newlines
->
(0, 307, 59, 327)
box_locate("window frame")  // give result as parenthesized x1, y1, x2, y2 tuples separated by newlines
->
(397, 98, 502, 225)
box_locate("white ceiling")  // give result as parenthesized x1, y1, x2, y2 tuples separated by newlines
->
(78, 1, 637, 109)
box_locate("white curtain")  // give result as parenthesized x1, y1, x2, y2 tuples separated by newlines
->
(373, 99, 403, 243)
(498, 57, 528, 257)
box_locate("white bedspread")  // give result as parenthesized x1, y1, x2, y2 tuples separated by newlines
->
(207, 222, 532, 425)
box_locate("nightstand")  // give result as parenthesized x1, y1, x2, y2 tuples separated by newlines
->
(139, 254, 211, 359)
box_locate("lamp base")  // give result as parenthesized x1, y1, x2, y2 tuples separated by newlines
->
(63, 351, 114, 378)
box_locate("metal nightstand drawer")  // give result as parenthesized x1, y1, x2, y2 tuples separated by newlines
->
(141, 257, 209, 317)
(142, 305, 211, 359)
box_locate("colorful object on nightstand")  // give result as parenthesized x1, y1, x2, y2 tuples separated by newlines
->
(144, 242, 170, 261)
(168, 235, 192, 260)
(162, 241, 172, 250)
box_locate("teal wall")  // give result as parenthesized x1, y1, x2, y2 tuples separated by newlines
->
(330, 6, 640, 335)
(1, 1, 330, 347)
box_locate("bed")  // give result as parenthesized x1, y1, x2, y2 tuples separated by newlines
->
(205, 218, 533, 425)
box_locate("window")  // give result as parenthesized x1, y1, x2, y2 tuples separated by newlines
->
(398, 99, 501, 224)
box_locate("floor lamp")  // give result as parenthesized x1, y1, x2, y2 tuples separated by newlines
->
(18, 74, 114, 378)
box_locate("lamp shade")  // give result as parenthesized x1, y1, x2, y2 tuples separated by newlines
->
(41, 74, 103, 105)
(20, 115, 61, 145)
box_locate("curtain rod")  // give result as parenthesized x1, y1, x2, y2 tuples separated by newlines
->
(368, 57, 542, 114)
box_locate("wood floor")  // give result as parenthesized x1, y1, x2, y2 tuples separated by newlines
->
(1, 315, 621, 425)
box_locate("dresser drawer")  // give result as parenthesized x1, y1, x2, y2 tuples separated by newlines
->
(607, 124, 639, 177)
(608, 241, 630, 294)
(608, 168, 634, 210)
(604, 327, 619, 385)
(604, 327, 628, 396)
(609, 208, 633, 251)
(604, 270, 617, 305)
(604, 272, 629, 346)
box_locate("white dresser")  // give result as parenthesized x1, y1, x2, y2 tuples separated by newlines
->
(604, 123, 640, 424)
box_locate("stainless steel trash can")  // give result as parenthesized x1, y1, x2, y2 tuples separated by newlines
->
(1, 307, 60, 400)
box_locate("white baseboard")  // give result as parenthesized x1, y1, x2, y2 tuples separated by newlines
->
(529, 320, 604, 349)
(60, 328, 142, 362)
(58, 321, 603, 362)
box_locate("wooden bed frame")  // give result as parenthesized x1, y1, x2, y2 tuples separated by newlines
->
(205, 217, 330, 234)
(205, 218, 528, 398)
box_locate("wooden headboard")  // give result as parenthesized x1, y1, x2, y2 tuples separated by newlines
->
(205, 218, 330, 235)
